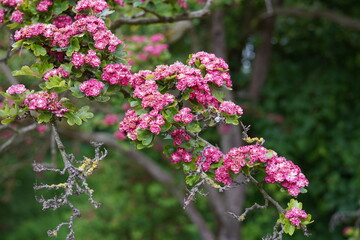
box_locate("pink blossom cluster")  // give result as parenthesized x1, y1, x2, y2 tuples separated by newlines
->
(101, 63, 131, 85)
(119, 109, 165, 140)
(79, 79, 105, 97)
(119, 109, 139, 140)
(43, 67, 69, 80)
(222, 145, 268, 175)
(143, 44, 168, 56)
(150, 34, 164, 43)
(72, 50, 101, 68)
(113, 130, 126, 140)
(24, 91, 68, 117)
(36, 0, 53, 12)
(170, 129, 190, 146)
(219, 101, 243, 116)
(177, 0, 187, 8)
(285, 207, 308, 226)
(10, 10, 23, 23)
(14, 16, 121, 52)
(189, 51, 232, 88)
(6, 84, 27, 95)
(170, 147, 192, 164)
(137, 110, 165, 134)
(153, 62, 219, 107)
(75, 0, 110, 13)
(101, 114, 119, 125)
(198, 147, 223, 171)
(265, 156, 309, 196)
(0, 9, 5, 23)
(53, 15, 72, 28)
(130, 73, 174, 111)
(215, 166, 232, 185)
(0, 0, 22, 7)
(174, 107, 194, 124)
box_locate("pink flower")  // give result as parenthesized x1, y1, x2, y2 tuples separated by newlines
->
(36, 0, 53, 12)
(6, 84, 27, 95)
(24, 92, 68, 117)
(53, 15, 72, 28)
(114, 130, 126, 140)
(37, 125, 47, 133)
(174, 107, 194, 124)
(10, 10, 23, 23)
(177, 0, 187, 8)
(215, 166, 232, 185)
(150, 33, 164, 43)
(43, 67, 69, 81)
(79, 79, 105, 97)
(101, 114, 119, 125)
(219, 101, 243, 116)
(170, 148, 192, 164)
(0, 9, 5, 24)
(75, 0, 110, 13)
(285, 207, 308, 226)
(101, 63, 131, 86)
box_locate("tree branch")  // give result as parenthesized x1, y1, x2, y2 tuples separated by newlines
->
(61, 129, 216, 240)
(0, 123, 37, 153)
(110, 0, 213, 29)
(263, 7, 360, 31)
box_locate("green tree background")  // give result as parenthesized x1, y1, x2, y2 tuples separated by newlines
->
(1, 0, 360, 239)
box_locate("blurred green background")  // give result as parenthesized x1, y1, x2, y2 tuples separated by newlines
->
(1, 0, 360, 239)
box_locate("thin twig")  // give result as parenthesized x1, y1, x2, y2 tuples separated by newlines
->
(110, 0, 213, 29)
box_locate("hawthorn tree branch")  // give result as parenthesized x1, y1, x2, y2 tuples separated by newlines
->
(110, 0, 213, 29)
(263, 7, 360, 31)
(61, 129, 216, 240)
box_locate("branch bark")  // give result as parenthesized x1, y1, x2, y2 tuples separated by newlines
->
(61, 129, 216, 240)
(110, 0, 213, 29)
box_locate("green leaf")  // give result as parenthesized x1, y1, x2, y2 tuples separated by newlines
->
(66, 38, 80, 57)
(64, 112, 82, 126)
(163, 145, 176, 158)
(76, 106, 94, 122)
(45, 76, 66, 89)
(185, 175, 200, 186)
(186, 121, 201, 133)
(137, 129, 154, 146)
(1, 118, 15, 125)
(31, 62, 54, 75)
(31, 43, 47, 56)
(225, 114, 239, 125)
(37, 112, 53, 123)
(12, 66, 38, 77)
(284, 224, 296, 236)
(53, 0, 69, 15)
(12, 40, 24, 50)
(70, 82, 85, 98)
(94, 96, 110, 102)
(212, 90, 226, 102)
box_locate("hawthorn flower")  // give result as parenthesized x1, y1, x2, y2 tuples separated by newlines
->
(285, 207, 308, 226)
(6, 84, 27, 95)
(10, 10, 23, 23)
(79, 79, 104, 97)
(174, 107, 194, 124)
(36, 0, 53, 12)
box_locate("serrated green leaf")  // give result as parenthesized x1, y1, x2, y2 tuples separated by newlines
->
(284, 224, 296, 236)
(1, 118, 15, 124)
(12, 40, 24, 50)
(212, 90, 226, 102)
(225, 114, 239, 125)
(12, 65, 38, 77)
(32, 62, 54, 75)
(31, 43, 47, 56)
(38, 112, 53, 123)
(66, 38, 80, 57)
(53, 0, 69, 15)
(185, 175, 200, 186)
(186, 121, 201, 133)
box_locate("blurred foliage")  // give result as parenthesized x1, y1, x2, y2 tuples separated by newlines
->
(1, 0, 360, 239)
